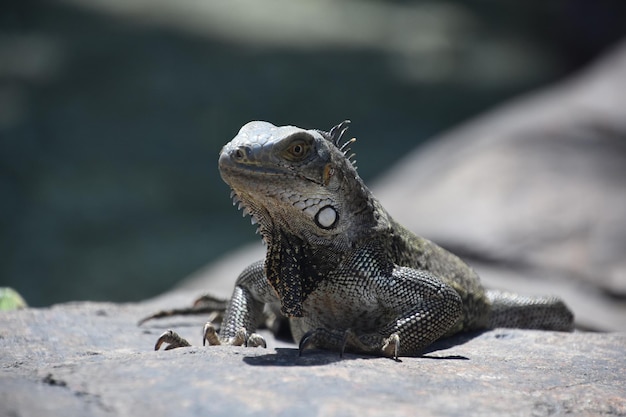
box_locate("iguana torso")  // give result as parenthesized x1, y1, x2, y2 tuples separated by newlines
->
(169, 121, 573, 358)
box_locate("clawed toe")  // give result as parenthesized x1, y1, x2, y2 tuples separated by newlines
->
(382, 333, 400, 360)
(246, 333, 267, 348)
(298, 329, 317, 356)
(232, 328, 266, 348)
(203, 322, 221, 346)
(155, 329, 191, 351)
(298, 328, 344, 357)
(203, 323, 266, 348)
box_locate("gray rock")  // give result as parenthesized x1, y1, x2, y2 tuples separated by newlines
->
(1, 298, 624, 417)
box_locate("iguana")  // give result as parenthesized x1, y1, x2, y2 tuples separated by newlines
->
(154, 121, 574, 358)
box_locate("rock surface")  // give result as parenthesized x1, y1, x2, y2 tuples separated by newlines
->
(1, 296, 624, 417)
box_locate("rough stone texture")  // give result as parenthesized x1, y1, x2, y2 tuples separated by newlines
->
(1, 297, 624, 417)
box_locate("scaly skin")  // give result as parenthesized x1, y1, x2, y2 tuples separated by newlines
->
(157, 121, 574, 357)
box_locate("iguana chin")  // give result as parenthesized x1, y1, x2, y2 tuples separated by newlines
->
(156, 120, 574, 358)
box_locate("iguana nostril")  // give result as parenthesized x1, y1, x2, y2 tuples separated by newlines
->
(233, 148, 245, 161)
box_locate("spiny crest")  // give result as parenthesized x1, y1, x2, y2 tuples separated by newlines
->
(230, 190, 263, 239)
(322, 120, 358, 170)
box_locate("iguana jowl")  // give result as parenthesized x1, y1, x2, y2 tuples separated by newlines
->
(158, 121, 574, 358)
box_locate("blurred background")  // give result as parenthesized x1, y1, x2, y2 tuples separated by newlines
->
(2, 0, 626, 307)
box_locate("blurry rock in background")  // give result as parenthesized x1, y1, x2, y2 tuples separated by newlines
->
(2, 0, 626, 307)
(375, 40, 626, 331)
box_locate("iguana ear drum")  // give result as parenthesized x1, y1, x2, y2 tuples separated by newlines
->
(315, 205, 338, 229)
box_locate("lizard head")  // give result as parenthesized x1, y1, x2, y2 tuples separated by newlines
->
(219, 120, 377, 244)
(219, 121, 381, 316)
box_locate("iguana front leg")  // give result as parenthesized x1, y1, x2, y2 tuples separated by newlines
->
(154, 260, 278, 350)
(298, 267, 463, 359)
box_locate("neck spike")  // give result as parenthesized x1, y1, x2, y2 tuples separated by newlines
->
(328, 120, 351, 147)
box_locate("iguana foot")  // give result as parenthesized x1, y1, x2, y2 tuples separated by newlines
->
(203, 322, 221, 346)
(154, 329, 191, 350)
(203, 322, 266, 348)
(299, 328, 340, 356)
(153, 325, 267, 351)
(381, 334, 400, 360)
(247, 333, 267, 348)
(298, 328, 399, 359)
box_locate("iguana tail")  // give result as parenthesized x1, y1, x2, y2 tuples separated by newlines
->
(486, 290, 574, 331)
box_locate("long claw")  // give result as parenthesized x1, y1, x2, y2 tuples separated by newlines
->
(231, 328, 247, 346)
(340, 329, 354, 358)
(155, 329, 191, 351)
(298, 329, 319, 356)
(203, 322, 221, 346)
(382, 333, 400, 360)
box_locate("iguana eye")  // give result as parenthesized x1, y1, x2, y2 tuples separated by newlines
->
(292, 144, 304, 155)
(284, 140, 311, 161)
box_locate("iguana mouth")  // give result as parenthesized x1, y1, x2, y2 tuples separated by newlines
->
(220, 152, 324, 189)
